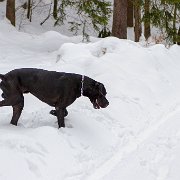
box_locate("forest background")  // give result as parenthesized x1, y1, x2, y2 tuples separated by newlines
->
(2, 0, 180, 45)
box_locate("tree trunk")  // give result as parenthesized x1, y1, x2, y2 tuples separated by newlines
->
(134, 0, 141, 42)
(53, 0, 58, 19)
(173, 3, 177, 44)
(112, 0, 127, 39)
(27, 0, 31, 19)
(27, 0, 33, 22)
(144, 0, 150, 40)
(177, 26, 180, 45)
(6, 0, 15, 26)
(127, 0, 133, 27)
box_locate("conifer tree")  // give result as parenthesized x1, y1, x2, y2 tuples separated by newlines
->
(112, 0, 127, 39)
(144, 0, 180, 44)
(54, 0, 112, 40)
(144, 0, 151, 40)
(127, 0, 133, 27)
(6, 0, 15, 26)
(134, 0, 142, 42)
(53, 0, 58, 19)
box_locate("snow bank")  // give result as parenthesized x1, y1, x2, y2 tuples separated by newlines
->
(0, 20, 180, 180)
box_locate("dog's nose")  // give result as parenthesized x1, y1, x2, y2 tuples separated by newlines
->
(102, 99, 109, 108)
(105, 100, 109, 107)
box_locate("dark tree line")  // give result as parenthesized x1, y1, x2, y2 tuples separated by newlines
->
(4, 0, 180, 44)
(112, 0, 180, 44)
(112, 0, 144, 42)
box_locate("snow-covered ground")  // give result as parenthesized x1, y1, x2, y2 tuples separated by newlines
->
(0, 19, 180, 180)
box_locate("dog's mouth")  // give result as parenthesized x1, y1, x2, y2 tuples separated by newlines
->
(93, 99, 101, 109)
(93, 97, 109, 109)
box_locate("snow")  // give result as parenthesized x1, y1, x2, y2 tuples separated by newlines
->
(0, 19, 180, 180)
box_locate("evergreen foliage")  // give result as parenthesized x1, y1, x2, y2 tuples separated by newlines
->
(142, 0, 180, 44)
(98, 27, 111, 38)
(54, 0, 112, 41)
(4, 0, 179, 44)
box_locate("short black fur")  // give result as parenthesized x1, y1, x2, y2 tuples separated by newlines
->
(0, 68, 109, 128)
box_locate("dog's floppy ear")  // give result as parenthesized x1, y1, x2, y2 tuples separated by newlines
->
(95, 82, 106, 95)
(95, 82, 101, 89)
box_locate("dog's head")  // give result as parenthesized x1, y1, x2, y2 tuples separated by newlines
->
(83, 78, 109, 109)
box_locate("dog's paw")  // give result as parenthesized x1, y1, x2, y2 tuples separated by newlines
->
(50, 110, 57, 116)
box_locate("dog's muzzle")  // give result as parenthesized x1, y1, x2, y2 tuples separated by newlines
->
(93, 95, 109, 109)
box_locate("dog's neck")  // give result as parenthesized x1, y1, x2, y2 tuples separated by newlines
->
(80, 75, 85, 96)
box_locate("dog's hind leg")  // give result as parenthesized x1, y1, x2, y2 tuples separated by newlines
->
(0, 94, 24, 126)
(11, 98, 24, 126)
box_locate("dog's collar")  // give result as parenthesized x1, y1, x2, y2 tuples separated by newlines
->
(81, 75, 85, 96)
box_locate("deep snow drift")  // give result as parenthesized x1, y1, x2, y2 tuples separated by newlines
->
(0, 20, 180, 180)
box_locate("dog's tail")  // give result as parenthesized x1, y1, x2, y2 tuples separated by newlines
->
(0, 74, 4, 80)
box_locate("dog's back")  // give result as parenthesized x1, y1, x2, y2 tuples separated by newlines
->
(0, 74, 4, 80)
(1, 68, 82, 106)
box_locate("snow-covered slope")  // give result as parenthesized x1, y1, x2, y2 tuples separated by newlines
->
(0, 19, 180, 180)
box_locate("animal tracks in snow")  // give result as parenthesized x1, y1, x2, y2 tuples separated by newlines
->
(86, 103, 180, 180)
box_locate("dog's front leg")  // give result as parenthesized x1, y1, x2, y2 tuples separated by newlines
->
(55, 107, 65, 128)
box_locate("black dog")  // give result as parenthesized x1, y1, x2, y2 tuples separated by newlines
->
(0, 68, 109, 128)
